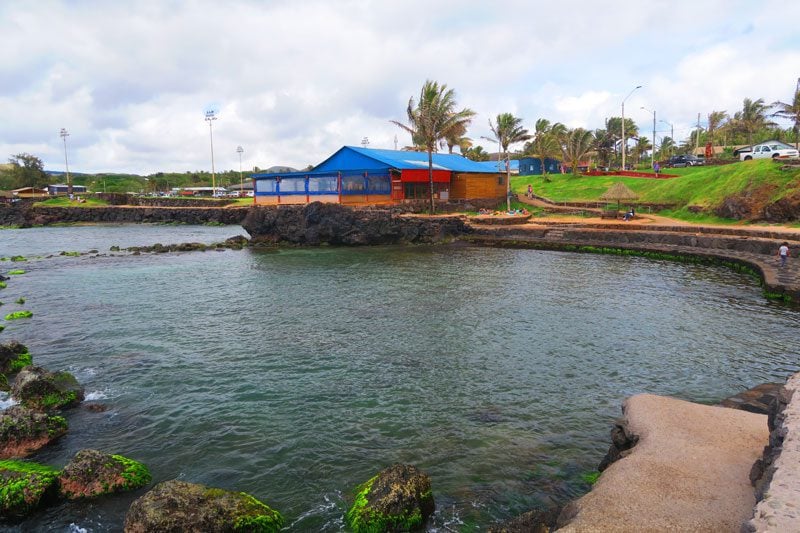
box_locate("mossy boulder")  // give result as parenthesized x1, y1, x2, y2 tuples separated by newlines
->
(345, 464, 435, 532)
(123, 479, 284, 533)
(10, 366, 84, 411)
(0, 342, 31, 374)
(58, 449, 151, 500)
(0, 406, 68, 459)
(0, 374, 7, 392)
(0, 460, 59, 520)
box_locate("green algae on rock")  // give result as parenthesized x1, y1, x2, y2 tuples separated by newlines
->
(10, 367, 84, 412)
(0, 407, 68, 459)
(345, 464, 435, 532)
(0, 342, 31, 374)
(6, 271, 24, 276)
(0, 460, 59, 520)
(4, 311, 32, 321)
(58, 450, 151, 500)
(14, 298, 24, 305)
(123, 479, 284, 533)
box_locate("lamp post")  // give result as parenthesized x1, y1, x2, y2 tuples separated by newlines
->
(641, 106, 656, 167)
(621, 85, 642, 171)
(59, 128, 71, 196)
(205, 110, 218, 196)
(236, 146, 244, 197)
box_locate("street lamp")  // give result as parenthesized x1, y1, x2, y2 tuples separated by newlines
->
(236, 146, 244, 197)
(641, 106, 656, 167)
(659, 120, 674, 157)
(480, 135, 502, 171)
(205, 110, 218, 196)
(621, 85, 642, 171)
(59, 128, 71, 196)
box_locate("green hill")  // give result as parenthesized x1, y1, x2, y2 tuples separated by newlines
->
(512, 160, 800, 223)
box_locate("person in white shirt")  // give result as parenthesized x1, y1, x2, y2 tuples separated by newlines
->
(778, 242, 789, 267)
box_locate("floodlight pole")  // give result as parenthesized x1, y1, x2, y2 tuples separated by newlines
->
(621, 85, 642, 171)
(236, 145, 244, 197)
(205, 110, 218, 196)
(60, 128, 71, 196)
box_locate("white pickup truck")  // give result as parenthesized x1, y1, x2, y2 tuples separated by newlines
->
(739, 142, 799, 161)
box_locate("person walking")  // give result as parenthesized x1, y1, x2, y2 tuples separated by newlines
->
(653, 161, 661, 177)
(778, 242, 789, 267)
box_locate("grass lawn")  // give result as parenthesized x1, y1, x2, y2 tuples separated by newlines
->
(33, 196, 109, 207)
(512, 160, 800, 222)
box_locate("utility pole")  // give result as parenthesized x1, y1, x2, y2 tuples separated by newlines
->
(60, 128, 71, 196)
(236, 146, 244, 198)
(205, 110, 218, 196)
(621, 85, 642, 170)
(695, 113, 701, 155)
(652, 110, 656, 167)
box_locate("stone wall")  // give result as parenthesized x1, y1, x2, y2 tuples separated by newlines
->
(746, 372, 800, 532)
(0, 205, 248, 227)
(241, 203, 470, 245)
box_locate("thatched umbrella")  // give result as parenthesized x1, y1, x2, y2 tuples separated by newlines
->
(600, 182, 639, 210)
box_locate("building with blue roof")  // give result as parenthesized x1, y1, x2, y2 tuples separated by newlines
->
(252, 146, 504, 206)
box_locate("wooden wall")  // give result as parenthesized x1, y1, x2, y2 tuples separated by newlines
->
(450, 173, 506, 200)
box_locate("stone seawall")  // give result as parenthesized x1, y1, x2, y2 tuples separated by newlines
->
(746, 373, 800, 532)
(241, 203, 469, 245)
(0, 205, 248, 227)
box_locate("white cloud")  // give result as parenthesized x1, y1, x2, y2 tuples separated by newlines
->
(1, 0, 799, 173)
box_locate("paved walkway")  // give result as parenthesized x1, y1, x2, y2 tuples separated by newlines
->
(557, 394, 768, 532)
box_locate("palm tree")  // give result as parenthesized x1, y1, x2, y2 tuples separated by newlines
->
(443, 122, 469, 154)
(464, 145, 490, 161)
(772, 88, 800, 151)
(633, 137, 652, 165)
(592, 128, 615, 169)
(736, 98, 774, 146)
(488, 113, 532, 210)
(457, 136, 473, 155)
(660, 136, 676, 159)
(559, 128, 595, 175)
(391, 80, 475, 213)
(707, 110, 728, 148)
(524, 119, 562, 177)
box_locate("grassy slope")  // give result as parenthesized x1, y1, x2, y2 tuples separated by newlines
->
(511, 160, 800, 222)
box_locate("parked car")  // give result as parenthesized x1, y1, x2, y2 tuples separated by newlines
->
(667, 155, 704, 168)
(739, 143, 799, 161)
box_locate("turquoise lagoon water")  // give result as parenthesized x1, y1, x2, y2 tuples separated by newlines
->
(0, 225, 798, 531)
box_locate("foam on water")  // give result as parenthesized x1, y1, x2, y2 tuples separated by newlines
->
(84, 390, 109, 401)
(0, 393, 18, 410)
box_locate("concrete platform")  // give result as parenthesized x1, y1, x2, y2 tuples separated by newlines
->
(557, 394, 768, 532)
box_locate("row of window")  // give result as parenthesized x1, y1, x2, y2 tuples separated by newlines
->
(255, 175, 391, 195)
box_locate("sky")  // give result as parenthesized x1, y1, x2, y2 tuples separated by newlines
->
(2, 0, 799, 175)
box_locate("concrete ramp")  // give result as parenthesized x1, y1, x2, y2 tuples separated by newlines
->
(558, 394, 768, 532)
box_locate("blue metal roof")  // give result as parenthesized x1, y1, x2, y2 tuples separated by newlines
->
(314, 146, 500, 173)
(474, 160, 519, 173)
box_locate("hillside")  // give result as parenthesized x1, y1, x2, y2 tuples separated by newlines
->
(511, 160, 800, 223)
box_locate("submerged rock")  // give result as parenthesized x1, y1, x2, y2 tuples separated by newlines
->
(0, 460, 60, 520)
(345, 464, 435, 532)
(0, 341, 32, 374)
(488, 508, 560, 533)
(10, 366, 84, 411)
(0, 406, 68, 459)
(123, 479, 284, 533)
(58, 449, 151, 500)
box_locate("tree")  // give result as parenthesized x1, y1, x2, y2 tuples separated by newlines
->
(457, 136, 473, 155)
(464, 145, 490, 161)
(592, 128, 615, 169)
(391, 80, 475, 213)
(605, 117, 638, 164)
(443, 122, 469, 154)
(559, 128, 595, 175)
(660, 136, 676, 159)
(633, 137, 652, 165)
(772, 87, 800, 151)
(734, 98, 775, 146)
(707, 110, 728, 147)
(524, 119, 563, 176)
(488, 113, 531, 210)
(7, 153, 48, 189)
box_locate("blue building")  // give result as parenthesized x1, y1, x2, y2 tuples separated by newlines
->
(252, 146, 504, 205)
(518, 157, 561, 175)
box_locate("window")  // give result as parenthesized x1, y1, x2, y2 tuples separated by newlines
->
(366, 175, 390, 194)
(281, 177, 306, 193)
(342, 175, 366, 192)
(255, 179, 277, 193)
(308, 176, 338, 193)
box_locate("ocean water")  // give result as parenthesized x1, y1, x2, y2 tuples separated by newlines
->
(1, 225, 797, 531)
